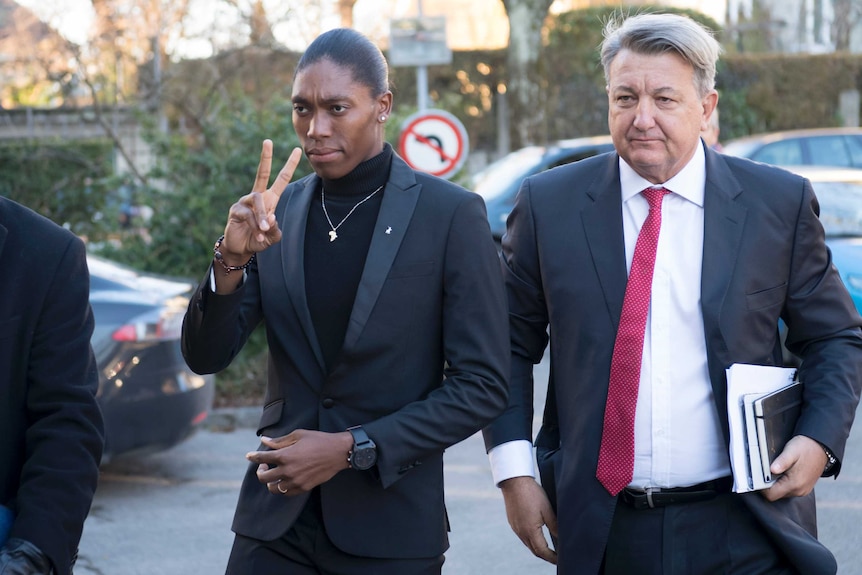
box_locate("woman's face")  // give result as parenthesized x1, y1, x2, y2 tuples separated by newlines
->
(292, 58, 392, 180)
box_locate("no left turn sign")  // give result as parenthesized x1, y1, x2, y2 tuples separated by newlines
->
(398, 109, 470, 180)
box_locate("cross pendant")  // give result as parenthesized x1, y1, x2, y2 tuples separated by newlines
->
(329, 230, 338, 242)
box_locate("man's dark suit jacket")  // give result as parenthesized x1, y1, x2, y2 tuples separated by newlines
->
(483, 144, 862, 574)
(182, 154, 509, 559)
(0, 197, 104, 575)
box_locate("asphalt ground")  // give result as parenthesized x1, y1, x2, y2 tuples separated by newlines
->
(75, 355, 862, 575)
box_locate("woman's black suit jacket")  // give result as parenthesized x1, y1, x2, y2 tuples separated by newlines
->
(182, 154, 509, 559)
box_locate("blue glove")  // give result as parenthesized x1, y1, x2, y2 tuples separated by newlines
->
(0, 507, 11, 547)
(0, 539, 52, 574)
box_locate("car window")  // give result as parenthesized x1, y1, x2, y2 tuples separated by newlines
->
(846, 136, 862, 167)
(806, 136, 852, 167)
(722, 140, 761, 158)
(472, 147, 546, 202)
(811, 180, 862, 236)
(752, 139, 804, 165)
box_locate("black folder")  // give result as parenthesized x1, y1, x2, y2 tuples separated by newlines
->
(754, 382, 803, 482)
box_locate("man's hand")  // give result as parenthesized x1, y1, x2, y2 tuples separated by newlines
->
(499, 476, 558, 564)
(246, 429, 353, 497)
(221, 141, 302, 262)
(762, 434, 829, 502)
(0, 539, 52, 575)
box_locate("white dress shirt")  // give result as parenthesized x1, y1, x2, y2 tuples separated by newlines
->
(490, 142, 731, 489)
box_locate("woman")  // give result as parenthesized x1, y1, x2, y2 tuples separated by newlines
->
(182, 28, 509, 574)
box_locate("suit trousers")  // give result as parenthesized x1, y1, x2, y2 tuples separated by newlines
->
(602, 492, 796, 575)
(225, 489, 444, 575)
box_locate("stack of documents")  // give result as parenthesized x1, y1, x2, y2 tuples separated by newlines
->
(726, 364, 802, 492)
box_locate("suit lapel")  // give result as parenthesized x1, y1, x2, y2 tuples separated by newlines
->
(701, 150, 747, 342)
(278, 175, 327, 371)
(580, 150, 748, 347)
(700, 149, 747, 432)
(341, 156, 420, 352)
(582, 154, 628, 325)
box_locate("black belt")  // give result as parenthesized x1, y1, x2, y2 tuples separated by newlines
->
(620, 476, 733, 509)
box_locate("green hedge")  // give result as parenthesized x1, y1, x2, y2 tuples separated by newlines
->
(0, 139, 115, 240)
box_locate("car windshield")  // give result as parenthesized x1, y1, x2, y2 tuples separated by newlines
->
(472, 147, 546, 201)
(812, 180, 862, 236)
(721, 140, 763, 159)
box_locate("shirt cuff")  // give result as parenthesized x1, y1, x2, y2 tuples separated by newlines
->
(209, 266, 246, 292)
(488, 439, 535, 486)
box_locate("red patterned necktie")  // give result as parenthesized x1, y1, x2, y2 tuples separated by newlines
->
(596, 186, 670, 496)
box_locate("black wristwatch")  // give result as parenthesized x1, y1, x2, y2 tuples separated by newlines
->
(347, 426, 377, 470)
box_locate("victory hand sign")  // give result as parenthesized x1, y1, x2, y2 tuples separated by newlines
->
(215, 140, 302, 293)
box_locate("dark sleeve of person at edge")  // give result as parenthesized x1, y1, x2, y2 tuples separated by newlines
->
(0, 197, 105, 575)
(0, 539, 53, 575)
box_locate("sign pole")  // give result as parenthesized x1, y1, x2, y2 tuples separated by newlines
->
(389, 11, 453, 146)
(416, 0, 428, 111)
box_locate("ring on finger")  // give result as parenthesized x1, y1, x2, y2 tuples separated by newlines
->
(276, 480, 288, 494)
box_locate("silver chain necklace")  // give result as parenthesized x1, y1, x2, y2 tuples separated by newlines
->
(321, 184, 384, 242)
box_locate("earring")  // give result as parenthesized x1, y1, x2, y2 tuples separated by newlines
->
(379, 115, 387, 122)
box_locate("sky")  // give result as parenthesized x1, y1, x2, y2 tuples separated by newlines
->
(14, 0, 338, 57)
(17, 0, 94, 45)
(15, 0, 728, 58)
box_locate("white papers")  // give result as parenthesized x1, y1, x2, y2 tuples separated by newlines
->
(726, 363, 797, 493)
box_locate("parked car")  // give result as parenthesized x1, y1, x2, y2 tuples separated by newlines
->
(787, 166, 862, 309)
(472, 135, 615, 240)
(722, 127, 862, 168)
(87, 255, 214, 461)
(764, 166, 862, 363)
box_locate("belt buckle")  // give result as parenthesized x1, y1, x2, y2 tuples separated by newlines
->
(644, 486, 661, 509)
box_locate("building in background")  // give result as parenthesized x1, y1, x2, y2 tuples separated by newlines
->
(727, 0, 862, 53)
(352, 0, 727, 52)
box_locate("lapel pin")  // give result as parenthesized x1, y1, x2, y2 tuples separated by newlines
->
(385, 226, 392, 234)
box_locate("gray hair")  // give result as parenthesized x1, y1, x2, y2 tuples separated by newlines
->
(600, 13, 722, 98)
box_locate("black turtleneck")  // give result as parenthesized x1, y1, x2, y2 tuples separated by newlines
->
(305, 144, 393, 372)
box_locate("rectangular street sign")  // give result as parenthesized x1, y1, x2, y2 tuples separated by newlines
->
(389, 16, 452, 67)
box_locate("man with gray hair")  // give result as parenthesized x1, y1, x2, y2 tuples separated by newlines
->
(483, 12, 862, 574)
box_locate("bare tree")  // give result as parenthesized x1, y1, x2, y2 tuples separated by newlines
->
(0, 0, 333, 183)
(501, 0, 553, 148)
(0, 0, 78, 107)
(832, 0, 862, 51)
(338, 0, 357, 28)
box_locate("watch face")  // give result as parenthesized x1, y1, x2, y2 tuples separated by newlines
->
(351, 447, 377, 470)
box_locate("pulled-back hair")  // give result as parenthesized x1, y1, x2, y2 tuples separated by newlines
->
(296, 28, 390, 97)
(600, 13, 722, 98)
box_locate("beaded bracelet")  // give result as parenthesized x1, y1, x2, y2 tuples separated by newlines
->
(213, 235, 256, 275)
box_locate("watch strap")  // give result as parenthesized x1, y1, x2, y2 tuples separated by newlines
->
(822, 444, 838, 476)
(347, 425, 372, 448)
(347, 425, 377, 470)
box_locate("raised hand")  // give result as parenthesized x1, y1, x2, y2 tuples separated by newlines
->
(220, 140, 302, 264)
